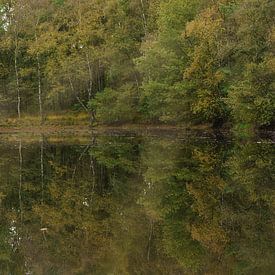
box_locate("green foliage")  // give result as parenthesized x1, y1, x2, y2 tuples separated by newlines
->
(90, 85, 139, 124)
(52, 0, 64, 6)
(136, 0, 204, 123)
(140, 135, 275, 274)
(229, 60, 275, 127)
(0, 0, 274, 129)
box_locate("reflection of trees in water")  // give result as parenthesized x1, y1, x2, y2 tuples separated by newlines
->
(0, 136, 177, 274)
(0, 135, 274, 274)
(141, 137, 275, 274)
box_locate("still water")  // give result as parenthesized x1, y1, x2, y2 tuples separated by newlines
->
(0, 131, 274, 274)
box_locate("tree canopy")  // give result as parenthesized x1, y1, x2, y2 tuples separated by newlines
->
(0, 0, 274, 129)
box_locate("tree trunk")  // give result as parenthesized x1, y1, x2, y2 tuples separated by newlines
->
(14, 35, 21, 119)
(140, 0, 147, 35)
(37, 53, 44, 124)
(35, 29, 43, 124)
(86, 52, 93, 100)
(68, 75, 89, 112)
(147, 219, 153, 261)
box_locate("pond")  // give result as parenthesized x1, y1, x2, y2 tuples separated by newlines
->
(0, 131, 274, 274)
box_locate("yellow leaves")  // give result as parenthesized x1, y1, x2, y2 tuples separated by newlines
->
(191, 89, 217, 116)
(264, 56, 275, 74)
(183, 4, 228, 85)
(193, 148, 216, 168)
(211, 70, 225, 86)
(19, 67, 35, 78)
(0, 36, 13, 50)
(185, 6, 224, 40)
(48, 160, 67, 176)
(186, 153, 229, 255)
(191, 221, 229, 254)
(32, 33, 58, 55)
(187, 175, 226, 217)
(269, 26, 275, 46)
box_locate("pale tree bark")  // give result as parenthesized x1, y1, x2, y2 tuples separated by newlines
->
(14, 29, 21, 119)
(39, 135, 48, 241)
(90, 137, 96, 201)
(97, 60, 101, 91)
(37, 52, 43, 124)
(68, 75, 89, 112)
(147, 219, 153, 261)
(10, 0, 22, 119)
(35, 21, 43, 124)
(140, 0, 147, 35)
(77, 0, 82, 25)
(86, 52, 93, 101)
(85, 52, 97, 122)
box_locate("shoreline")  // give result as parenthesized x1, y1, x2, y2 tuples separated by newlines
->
(0, 114, 273, 137)
(0, 120, 234, 141)
(0, 123, 212, 134)
(0, 124, 274, 144)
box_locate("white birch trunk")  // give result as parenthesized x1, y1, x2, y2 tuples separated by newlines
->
(14, 35, 21, 119)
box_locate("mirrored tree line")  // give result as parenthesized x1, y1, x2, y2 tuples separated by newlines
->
(0, 134, 274, 274)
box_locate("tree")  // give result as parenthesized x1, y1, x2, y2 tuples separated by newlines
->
(228, 0, 275, 129)
(136, 0, 205, 123)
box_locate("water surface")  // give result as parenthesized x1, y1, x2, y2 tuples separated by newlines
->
(0, 131, 274, 274)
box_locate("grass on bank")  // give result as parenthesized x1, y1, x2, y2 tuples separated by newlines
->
(0, 111, 211, 129)
(0, 111, 236, 135)
(0, 112, 91, 128)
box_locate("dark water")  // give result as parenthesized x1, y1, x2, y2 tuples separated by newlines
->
(0, 132, 274, 275)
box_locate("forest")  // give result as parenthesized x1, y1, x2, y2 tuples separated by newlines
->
(0, 1, 274, 273)
(0, 0, 274, 129)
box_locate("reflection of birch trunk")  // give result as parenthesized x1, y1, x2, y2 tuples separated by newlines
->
(40, 135, 47, 241)
(90, 155, 95, 201)
(40, 135, 44, 203)
(18, 139, 23, 223)
(72, 145, 90, 180)
(90, 137, 96, 201)
(147, 219, 153, 261)
(90, 156, 95, 177)
(14, 32, 21, 119)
